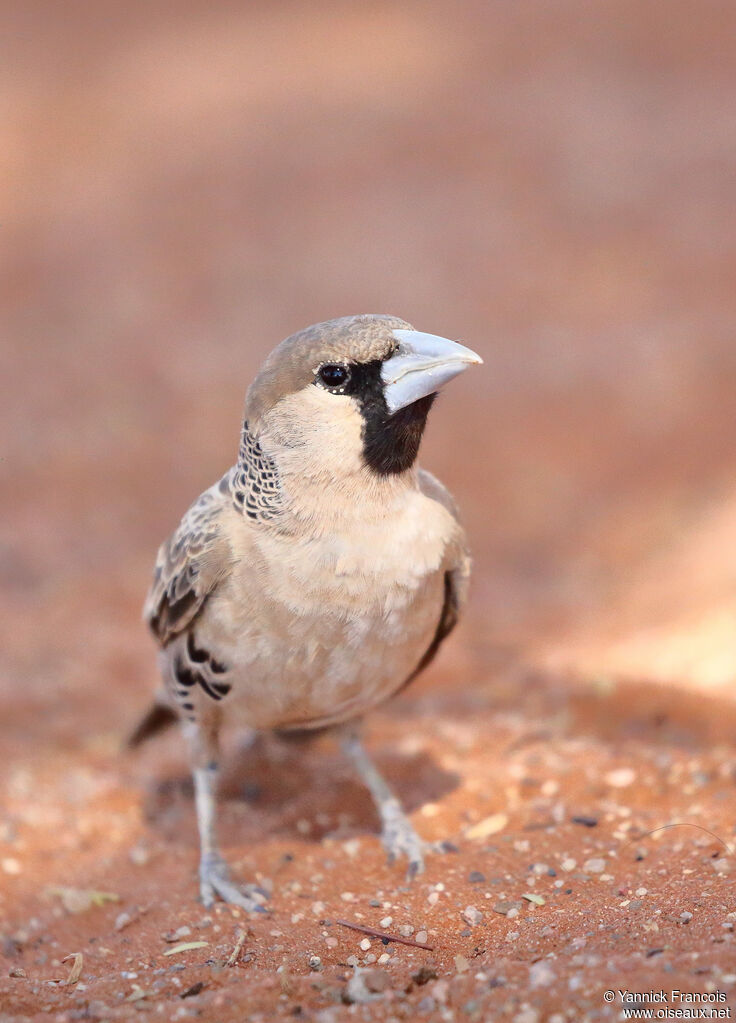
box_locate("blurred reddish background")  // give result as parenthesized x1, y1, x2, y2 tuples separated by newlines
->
(4, 0, 736, 736)
(2, 1, 736, 1016)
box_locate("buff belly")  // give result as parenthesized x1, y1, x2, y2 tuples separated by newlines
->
(168, 566, 445, 732)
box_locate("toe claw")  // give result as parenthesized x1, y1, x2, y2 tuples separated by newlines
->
(406, 859, 423, 881)
(199, 856, 268, 913)
(379, 809, 456, 877)
(436, 839, 459, 854)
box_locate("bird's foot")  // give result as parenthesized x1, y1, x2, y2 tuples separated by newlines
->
(199, 853, 268, 912)
(380, 800, 455, 880)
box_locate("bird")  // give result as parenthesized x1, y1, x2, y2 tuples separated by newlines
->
(131, 314, 482, 911)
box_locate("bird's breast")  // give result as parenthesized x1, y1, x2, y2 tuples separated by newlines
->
(203, 490, 456, 729)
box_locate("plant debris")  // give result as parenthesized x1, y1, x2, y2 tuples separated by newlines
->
(162, 941, 209, 956)
(465, 813, 508, 839)
(227, 929, 247, 967)
(181, 981, 205, 998)
(48, 888, 120, 914)
(523, 893, 546, 906)
(61, 953, 83, 985)
(335, 919, 434, 950)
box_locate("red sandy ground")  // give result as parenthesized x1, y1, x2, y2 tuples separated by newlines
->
(2, 1, 736, 1020)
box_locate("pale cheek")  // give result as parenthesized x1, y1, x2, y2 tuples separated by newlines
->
(263, 387, 367, 477)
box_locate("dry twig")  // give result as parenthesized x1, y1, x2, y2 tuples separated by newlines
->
(335, 919, 434, 950)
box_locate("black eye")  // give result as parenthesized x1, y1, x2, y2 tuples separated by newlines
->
(317, 364, 351, 389)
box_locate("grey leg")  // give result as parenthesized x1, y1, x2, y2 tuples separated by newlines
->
(341, 731, 439, 878)
(184, 719, 266, 912)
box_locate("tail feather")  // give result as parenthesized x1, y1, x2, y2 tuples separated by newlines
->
(127, 702, 179, 748)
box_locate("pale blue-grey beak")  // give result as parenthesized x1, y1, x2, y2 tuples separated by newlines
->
(382, 329, 483, 414)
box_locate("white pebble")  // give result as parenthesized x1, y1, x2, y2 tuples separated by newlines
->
(583, 857, 606, 874)
(359, 938, 371, 950)
(530, 959, 556, 987)
(462, 906, 484, 926)
(604, 767, 636, 788)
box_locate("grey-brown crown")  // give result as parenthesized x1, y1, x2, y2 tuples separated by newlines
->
(244, 314, 412, 425)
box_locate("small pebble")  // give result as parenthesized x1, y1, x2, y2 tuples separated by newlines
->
(359, 938, 371, 951)
(571, 815, 598, 828)
(468, 871, 486, 884)
(493, 901, 522, 916)
(529, 960, 555, 987)
(604, 767, 636, 788)
(462, 906, 483, 926)
(380, 917, 393, 928)
(433, 979, 450, 1003)
(454, 954, 469, 973)
(561, 858, 576, 872)
(583, 857, 606, 874)
(415, 930, 428, 944)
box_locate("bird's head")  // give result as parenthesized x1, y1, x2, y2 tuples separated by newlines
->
(244, 314, 482, 480)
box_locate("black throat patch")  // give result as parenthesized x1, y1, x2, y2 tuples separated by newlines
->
(342, 360, 436, 476)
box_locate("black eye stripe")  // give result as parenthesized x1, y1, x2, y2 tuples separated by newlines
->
(316, 363, 351, 390)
